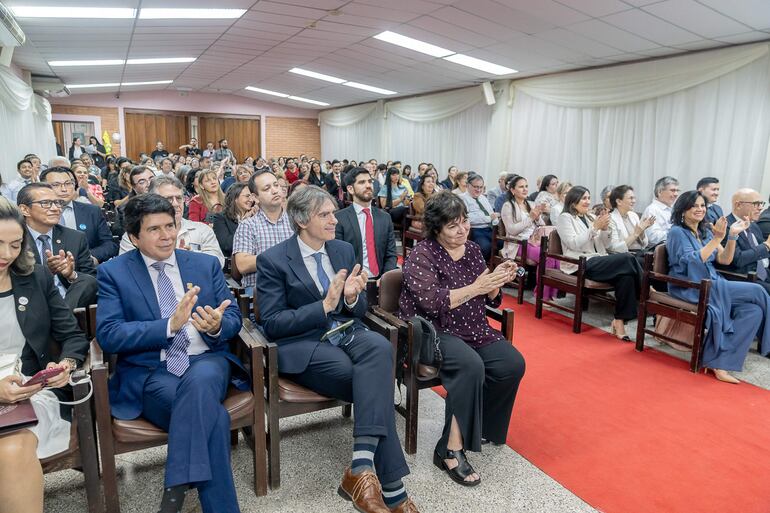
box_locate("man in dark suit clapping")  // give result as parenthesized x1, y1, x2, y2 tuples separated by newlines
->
(335, 167, 397, 280)
(720, 188, 770, 294)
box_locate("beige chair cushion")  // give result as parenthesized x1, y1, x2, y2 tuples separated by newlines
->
(278, 377, 334, 403)
(649, 291, 698, 312)
(543, 268, 613, 290)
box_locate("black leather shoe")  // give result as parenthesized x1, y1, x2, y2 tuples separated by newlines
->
(433, 448, 481, 487)
(158, 484, 189, 513)
(480, 437, 504, 446)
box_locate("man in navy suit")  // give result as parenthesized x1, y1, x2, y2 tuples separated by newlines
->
(720, 188, 770, 294)
(257, 186, 419, 513)
(41, 166, 118, 263)
(96, 194, 244, 513)
(697, 177, 723, 225)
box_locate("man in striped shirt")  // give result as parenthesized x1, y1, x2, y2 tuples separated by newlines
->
(232, 171, 294, 290)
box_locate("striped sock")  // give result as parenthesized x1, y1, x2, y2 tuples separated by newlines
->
(351, 435, 379, 475)
(382, 479, 407, 509)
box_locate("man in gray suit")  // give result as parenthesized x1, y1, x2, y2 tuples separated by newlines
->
(334, 167, 397, 280)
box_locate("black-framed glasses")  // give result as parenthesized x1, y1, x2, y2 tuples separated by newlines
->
(49, 181, 75, 189)
(738, 201, 766, 208)
(29, 199, 66, 210)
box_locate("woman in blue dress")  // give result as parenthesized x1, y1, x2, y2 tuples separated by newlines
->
(666, 190, 770, 383)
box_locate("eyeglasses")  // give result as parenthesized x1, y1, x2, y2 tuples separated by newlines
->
(163, 195, 185, 205)
(133, 178, 150, 187)
(738, 201, 766, 208)
(49, 181, 75, 189)
(29, 199, 66, 210)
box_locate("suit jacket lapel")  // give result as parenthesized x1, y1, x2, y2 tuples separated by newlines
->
(10, 271, 34, 339)
(286, 236, 323, 300)
(25, 230, 41, 265)
(52, 225, 64, 254)
(127, 250, 161, 318)
(346, 208, 363, 260)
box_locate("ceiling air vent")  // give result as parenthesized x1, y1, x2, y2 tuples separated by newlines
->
(0, 2, 25, 46)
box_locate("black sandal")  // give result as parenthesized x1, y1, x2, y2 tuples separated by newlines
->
(433, 448, 481, 487)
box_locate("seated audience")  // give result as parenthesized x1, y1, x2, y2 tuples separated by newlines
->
(157, 157, 175, 177)
(718, 189, 770, 293)
(105, 163, 131, 207)
(460, 173, 499, 261)
(592, 185, 614, 216)
(378, 167, 411, 226)
(697, 177, 723, 224)
(284, 159, 300, 184)
(96, 194, 245, 513)
(486, 172, 508, 206)
(642, 176, 680, 247)
(493, 173, 513, 213)
(533, 174, 559, 214)
(439, 166, 457, 191)
(71, 161, 104, 208)
(759, 198, 770, 240)
(6, 158, 37, 204)
(410, 173, 436, 234)
(219, 164, 252, 193)
(451, 171, 468, 196)
(666, 191, 770, 383)
(308, 161, 327, 189)
(550, 181, 572, 219)
(0, 198, 89, 513)
(187, 169, 225, 223)
(335, 167, 397, 280)
(111, 166, 155, 237)
(232, 171, 293, 291)
(326, 160, 346, 209)
(120, 176, 224, 267)
(257, 185, 419, 513)
(500, 174, 557, 299)
(288, 179, 308, 197)
(607, 185, 654, 257)
(212, 183, 255, 259)
(399, 191, 525, 486)
(17, 183, 98, 309)
(526, 176, 543, 202)
(556, 186, 643, 341)
(40, 166, 118, 263)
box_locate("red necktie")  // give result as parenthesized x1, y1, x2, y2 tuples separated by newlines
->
(362, 207, 379, 277)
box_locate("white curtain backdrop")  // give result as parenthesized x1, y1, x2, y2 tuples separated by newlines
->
(508, 42, 770, 207)
(321, 102, 384, 162)
(0, 66, 56, 185)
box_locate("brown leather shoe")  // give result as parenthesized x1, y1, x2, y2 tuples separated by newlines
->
(389, 497, 420, 513)
(338, 467, 391, 513)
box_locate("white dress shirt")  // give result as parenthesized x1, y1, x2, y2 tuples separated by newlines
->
(139, 251, 209, 360)
(27, 226, 67, 298)
(642, 198, 673, 246)
(461, 192, 495, 229)
(297, 237, 357, 309)
(352, 202, 373, 276)
(60, 201, 76, 229)
(121, 217, 225, 267)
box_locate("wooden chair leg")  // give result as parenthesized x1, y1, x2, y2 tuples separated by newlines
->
(342, 404, 352, 418)
(517, 274, 525, 304)
(573, 289, 583, 334)
(73, 383, 104, 513)
(404, 374, 419, 455)
(230, 430, 239, 447)
(267, 417, 280, 490)
(99, 445, 121, 513)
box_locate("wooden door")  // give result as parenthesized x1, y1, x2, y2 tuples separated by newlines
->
(198, 116, 260, 162)
(124, 111, 189, 161)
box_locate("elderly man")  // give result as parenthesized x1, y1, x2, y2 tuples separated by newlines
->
(257, 186, 418, 513)
(120, 176, 224, 267)
(460, 172, 499, 260)
(486, 172, 508, 207)
(718, 188, 770, 293)
(642, 176, 680, 247)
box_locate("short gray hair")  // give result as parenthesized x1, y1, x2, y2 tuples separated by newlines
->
(654, 176, 679, 198)
(48, 156, 70, 168)
(149, 175, 184, 194)
(286, 185, 336, 233)
(600, 185, 614, 200)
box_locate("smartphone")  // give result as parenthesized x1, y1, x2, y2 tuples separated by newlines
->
(24, 367, 64, 387)
(320, 319, 355, 342)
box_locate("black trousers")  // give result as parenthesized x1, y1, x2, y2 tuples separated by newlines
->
(387, 205, 407, 225)
(435, 333, 526, 458)
(585, 252, 642, 321)
(64, 273, 98, 310)
(285, 329, 409, 484)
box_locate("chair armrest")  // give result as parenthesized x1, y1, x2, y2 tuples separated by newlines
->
(649, 271, 708, 289)
(717, 269, 757, 282)
(370, 306, 409, 330)
(545, 252, 582, 265)
(486, 307, 514, 341)
(89, 338, 104, 367)
(497, 235, 525, 243)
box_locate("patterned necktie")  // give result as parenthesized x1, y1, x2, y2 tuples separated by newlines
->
(361, 208, 379, 277)
(151, 262, 190, 376)
(312, 252, 343, 345)
(475, 198, 494, 227)
(38, 234, 51, 267)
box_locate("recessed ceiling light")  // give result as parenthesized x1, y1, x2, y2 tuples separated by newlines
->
(126, 57, 196, 65)
(67, 80, 172, 89)
(342, 82, 397, 95)
(139, 8, 246, 19)
(49, 59, 125, 67)
(287, 96, 330, 106)
(12, 6, 136, 18)
(67, 83, 121, 89)
(245, 86, 289, 98)
(289, 68, 346, 84)
(443, 54, 517, 75)
(373, 31, 454, 58)
(121, 80, 174, 86)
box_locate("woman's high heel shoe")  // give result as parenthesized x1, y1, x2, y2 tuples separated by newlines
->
(610, 323, 632, 342)
(705, 368, 741, 384)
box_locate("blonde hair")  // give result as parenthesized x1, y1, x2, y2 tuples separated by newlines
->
(194, 169, 225, 211)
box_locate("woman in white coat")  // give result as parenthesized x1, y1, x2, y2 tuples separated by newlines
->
(607, 185, 655, 259)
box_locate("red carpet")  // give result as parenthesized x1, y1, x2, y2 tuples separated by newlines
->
(456, 298, 770, 513)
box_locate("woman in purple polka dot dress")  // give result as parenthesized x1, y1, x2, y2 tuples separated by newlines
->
(399, 192, 526, 487)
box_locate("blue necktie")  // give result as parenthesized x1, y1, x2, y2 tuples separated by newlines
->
(312, 252, 344, 345)
(152, 262, 190, 376)
(747, 233, 768, 281)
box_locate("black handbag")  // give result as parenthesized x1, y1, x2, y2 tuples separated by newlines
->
(409, 315, 443, 370)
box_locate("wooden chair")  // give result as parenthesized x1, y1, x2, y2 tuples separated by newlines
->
(371, 269, 515, 455)
(40, 307, 103, 513)
(237, 288, 398, 490)
(534, 232, 614, 334)
(90, 305, 268, 513)
(402, 205, 424, 258)
(635, 245, 712, 372)
(489, 223, 531, 304)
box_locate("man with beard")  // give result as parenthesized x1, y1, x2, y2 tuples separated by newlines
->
(334, 167, 397, 280)
(214, 139, 234, 162)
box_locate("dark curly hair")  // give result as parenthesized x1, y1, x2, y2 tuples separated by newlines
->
(423, 191, 468, 240)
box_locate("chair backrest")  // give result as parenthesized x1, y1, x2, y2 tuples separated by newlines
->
(379, 269, 403, 313)
(548, 230, 563, 255)
(653, 244, 669, 275)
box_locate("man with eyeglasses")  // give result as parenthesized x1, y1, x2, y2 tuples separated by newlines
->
(717, 189, 770, 293)
(40, 166, 118, 263)
(112, 166, 157, 237)
(17, 183, 98, 309)
(460, 173, 499, 261)
(642, 176, 680, 247)
(119, 176, 224, 268)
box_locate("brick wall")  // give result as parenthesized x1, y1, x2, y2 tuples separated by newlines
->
(51, 105, 121, 156)
(265, 117, 320, 160)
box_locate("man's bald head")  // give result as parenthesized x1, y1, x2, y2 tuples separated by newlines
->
(732, 188, 763, 222)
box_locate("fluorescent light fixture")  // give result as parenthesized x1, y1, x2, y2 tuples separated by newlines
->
(12, 6, 136, 18)
(287, 96, 330, 106)
(245, 86, 289, 98)
(343, 82, 397, 95)
(49, 59, 125, 67)
(289, 68, 346, 84)
(443, 54, 517, 75)
(373, 31, 453, 58)
(67, 80, 172, 89)
(139, 8, 246, 19)
(126, 57, 196, 65)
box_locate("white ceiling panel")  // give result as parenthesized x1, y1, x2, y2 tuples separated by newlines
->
(354, 0, 442, 16)
(430, 7, 526, 40)
(641, 0, 751, 38)
(494, 0, 590, 26)
(602, 8, 702, 45)
(566, 19, 660, 52)
(407, 15, 500, 48)
(452, 0, 555, 35)
(557, 0, 631, 17)
(251, 1, 330, 19)
(695, 0, 770, 30)
(341, 3, 421, 23)
(534, 28, 626, 57)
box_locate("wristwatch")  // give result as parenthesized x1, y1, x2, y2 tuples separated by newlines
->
(67, 271, 79, 283)
(62, 358, 79, 371)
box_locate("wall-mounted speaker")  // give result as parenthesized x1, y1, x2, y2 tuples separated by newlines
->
(482, 81, 496, 105)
